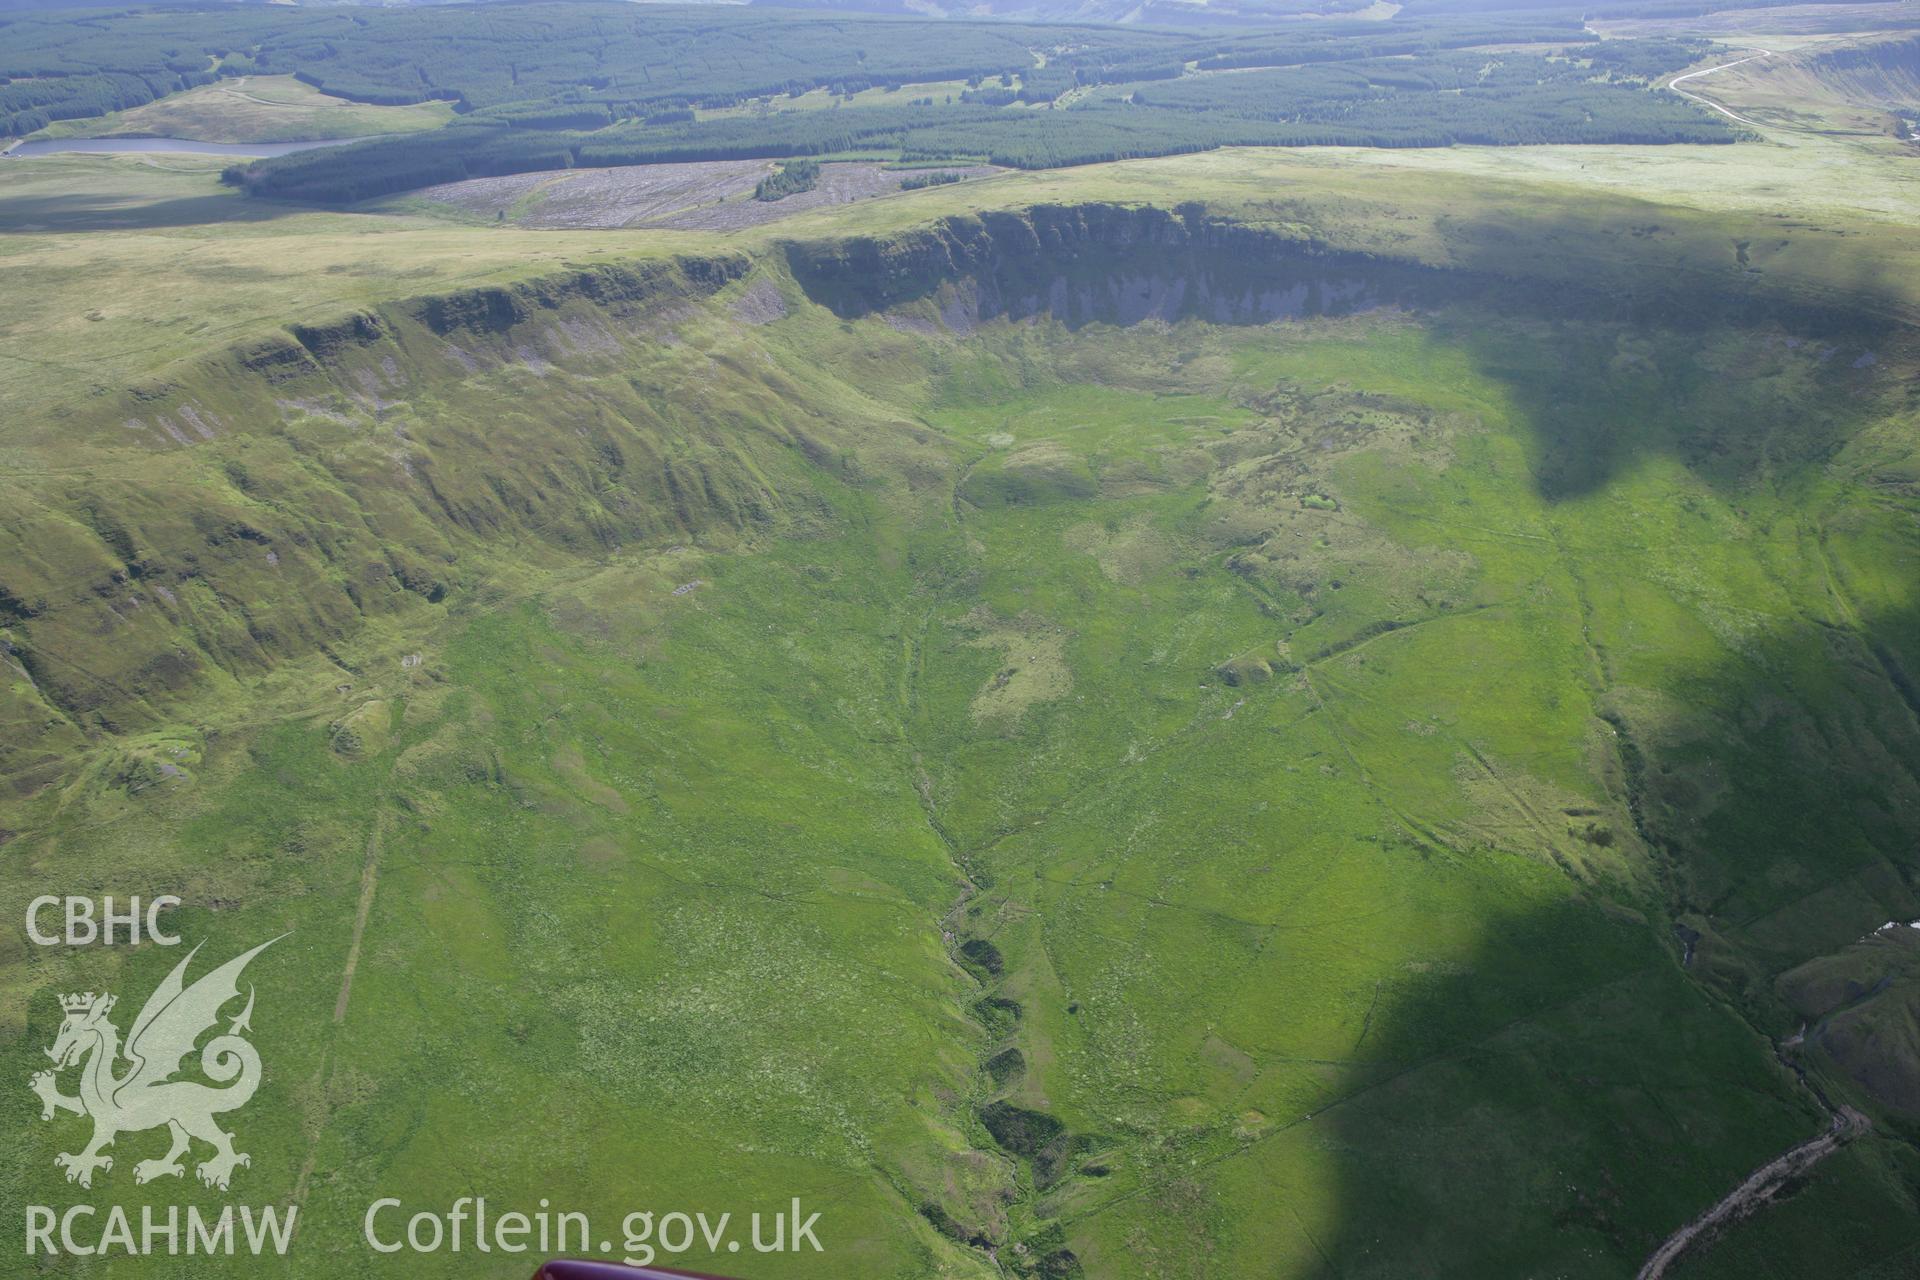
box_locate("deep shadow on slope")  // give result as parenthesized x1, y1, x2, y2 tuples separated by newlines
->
(783, 200, 1919, 503)
(1420, 303, 1914, 505)
(782, 205, 1920, 1274)
(991, 528, 1920, 1276)
(1295, 600, 1920, 1278)
(0, 186, 312, 233)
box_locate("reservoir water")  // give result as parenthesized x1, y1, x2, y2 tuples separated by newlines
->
(4, 137, 357, 159)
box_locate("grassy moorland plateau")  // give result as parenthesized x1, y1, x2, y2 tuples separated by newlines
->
(3, 2, 1920, 1278)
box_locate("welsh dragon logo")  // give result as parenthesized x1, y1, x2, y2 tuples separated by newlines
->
(31, 937, 282, 1192)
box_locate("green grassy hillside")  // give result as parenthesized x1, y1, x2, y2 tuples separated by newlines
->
(30, 76, 455, 145)
(4, 179, 1919, 1277)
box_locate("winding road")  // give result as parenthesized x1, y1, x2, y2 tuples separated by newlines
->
(1665, 49, 1775, 127)
(1635, 1105, 1870, 1280)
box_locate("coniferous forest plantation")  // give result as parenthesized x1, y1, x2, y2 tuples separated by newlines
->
(4, 5, 1737, 199)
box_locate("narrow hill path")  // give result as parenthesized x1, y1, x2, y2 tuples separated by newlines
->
(290, 802, 388, 1235)
(332, 809, 385, 1023)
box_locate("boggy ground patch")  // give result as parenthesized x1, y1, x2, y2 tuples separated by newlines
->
(962, 608, 1074, 728)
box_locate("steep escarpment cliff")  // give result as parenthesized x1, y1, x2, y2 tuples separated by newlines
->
(3, 200, 1909, 787)
(0, 253, 815, 784)
(785, 202, 1457, 328)
(1803, 35, 1920, 111)
(783, 199, 1915, 336)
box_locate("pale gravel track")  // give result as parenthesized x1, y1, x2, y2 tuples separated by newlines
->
(1665, 49, 1776, 127)
(1635, 1105, 1870, 1280)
